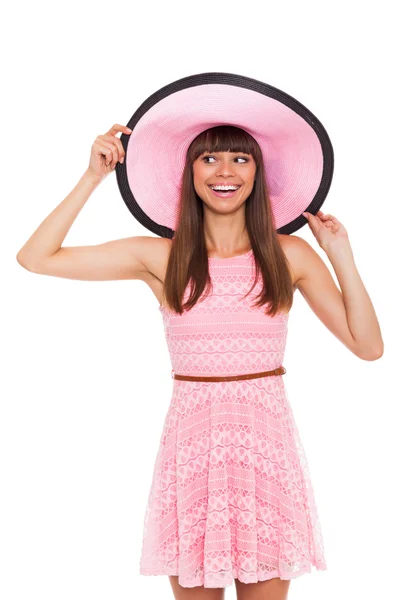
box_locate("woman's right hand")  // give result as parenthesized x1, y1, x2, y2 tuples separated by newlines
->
(86, 123, 132, 181)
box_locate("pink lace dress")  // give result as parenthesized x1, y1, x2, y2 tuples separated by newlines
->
(139, 249, 327, 588)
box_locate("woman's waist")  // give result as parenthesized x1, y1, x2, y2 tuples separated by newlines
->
(169, 354, 286, 378)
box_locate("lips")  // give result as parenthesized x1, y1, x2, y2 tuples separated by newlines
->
(208, 184, 242, 190)
(208, 185, 242, 199)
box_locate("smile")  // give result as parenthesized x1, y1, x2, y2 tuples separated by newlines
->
(208, 184, 242, 198)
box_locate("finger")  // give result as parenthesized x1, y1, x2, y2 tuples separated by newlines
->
(95, 138, 119, 166)
(327, 218, 339, 228)
(314, 214, 325, 225)
(320, 213, 338, 223)
(96, 139, 118, 166)
(304, 211, 321, 224)
(106, 123, 132, 137)
(94, 143, 115, 166)
(303, 212, 319, 225)
(102, 133, 125, 162)
(320, 216, 333, 227)
(304, 212, 319, 231)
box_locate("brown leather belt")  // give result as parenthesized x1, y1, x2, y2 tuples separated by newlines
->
(171, 366, 286, 382)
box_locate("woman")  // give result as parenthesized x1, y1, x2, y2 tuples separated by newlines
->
(16, 121, 383, 600)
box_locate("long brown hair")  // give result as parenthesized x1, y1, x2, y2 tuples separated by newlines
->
(162, 125, 294, 317)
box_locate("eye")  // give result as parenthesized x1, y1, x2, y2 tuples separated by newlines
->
(202, 155, 249, 164)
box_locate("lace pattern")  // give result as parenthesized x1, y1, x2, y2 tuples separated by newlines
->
(139, 251, 326, 588)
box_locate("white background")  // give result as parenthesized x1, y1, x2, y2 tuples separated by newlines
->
(2, 1, 398, 599)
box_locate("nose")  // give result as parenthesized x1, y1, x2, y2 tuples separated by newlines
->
(215, 158, 236, 177)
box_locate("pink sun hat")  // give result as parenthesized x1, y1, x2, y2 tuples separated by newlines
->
(115, 72, 334, 237)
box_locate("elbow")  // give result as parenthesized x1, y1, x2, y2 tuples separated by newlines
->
(357, 344, 384, 361)
(16, 253, 37, 272)
(16, 252, 27, 268)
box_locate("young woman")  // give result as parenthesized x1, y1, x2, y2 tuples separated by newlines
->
(16, 121, 383, 600)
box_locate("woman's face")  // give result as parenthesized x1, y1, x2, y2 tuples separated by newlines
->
(192, 151, 257, 213)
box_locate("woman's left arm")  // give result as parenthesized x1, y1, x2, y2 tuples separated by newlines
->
(287, 210, 384, 361)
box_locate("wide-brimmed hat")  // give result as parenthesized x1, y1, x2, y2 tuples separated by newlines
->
(115, 72, 334, 237)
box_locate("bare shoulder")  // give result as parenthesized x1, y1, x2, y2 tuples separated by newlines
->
(277, 233, 313, 288)
(137, 237, 172, 306)
(143, 234, 309, 288)
(140, 236, 172, 284)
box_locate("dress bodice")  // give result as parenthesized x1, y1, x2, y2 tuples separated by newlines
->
(159, 250, 289, 377)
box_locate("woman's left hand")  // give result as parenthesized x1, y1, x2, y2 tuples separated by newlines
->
(302, 210, 349, 251)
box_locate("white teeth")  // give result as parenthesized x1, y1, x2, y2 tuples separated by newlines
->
(210, 185, 240, 191)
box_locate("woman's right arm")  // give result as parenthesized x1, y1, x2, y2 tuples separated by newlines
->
(15, 123, 156, 282)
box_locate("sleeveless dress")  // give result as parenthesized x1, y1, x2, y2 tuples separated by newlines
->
(139, 249, 327, 588)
